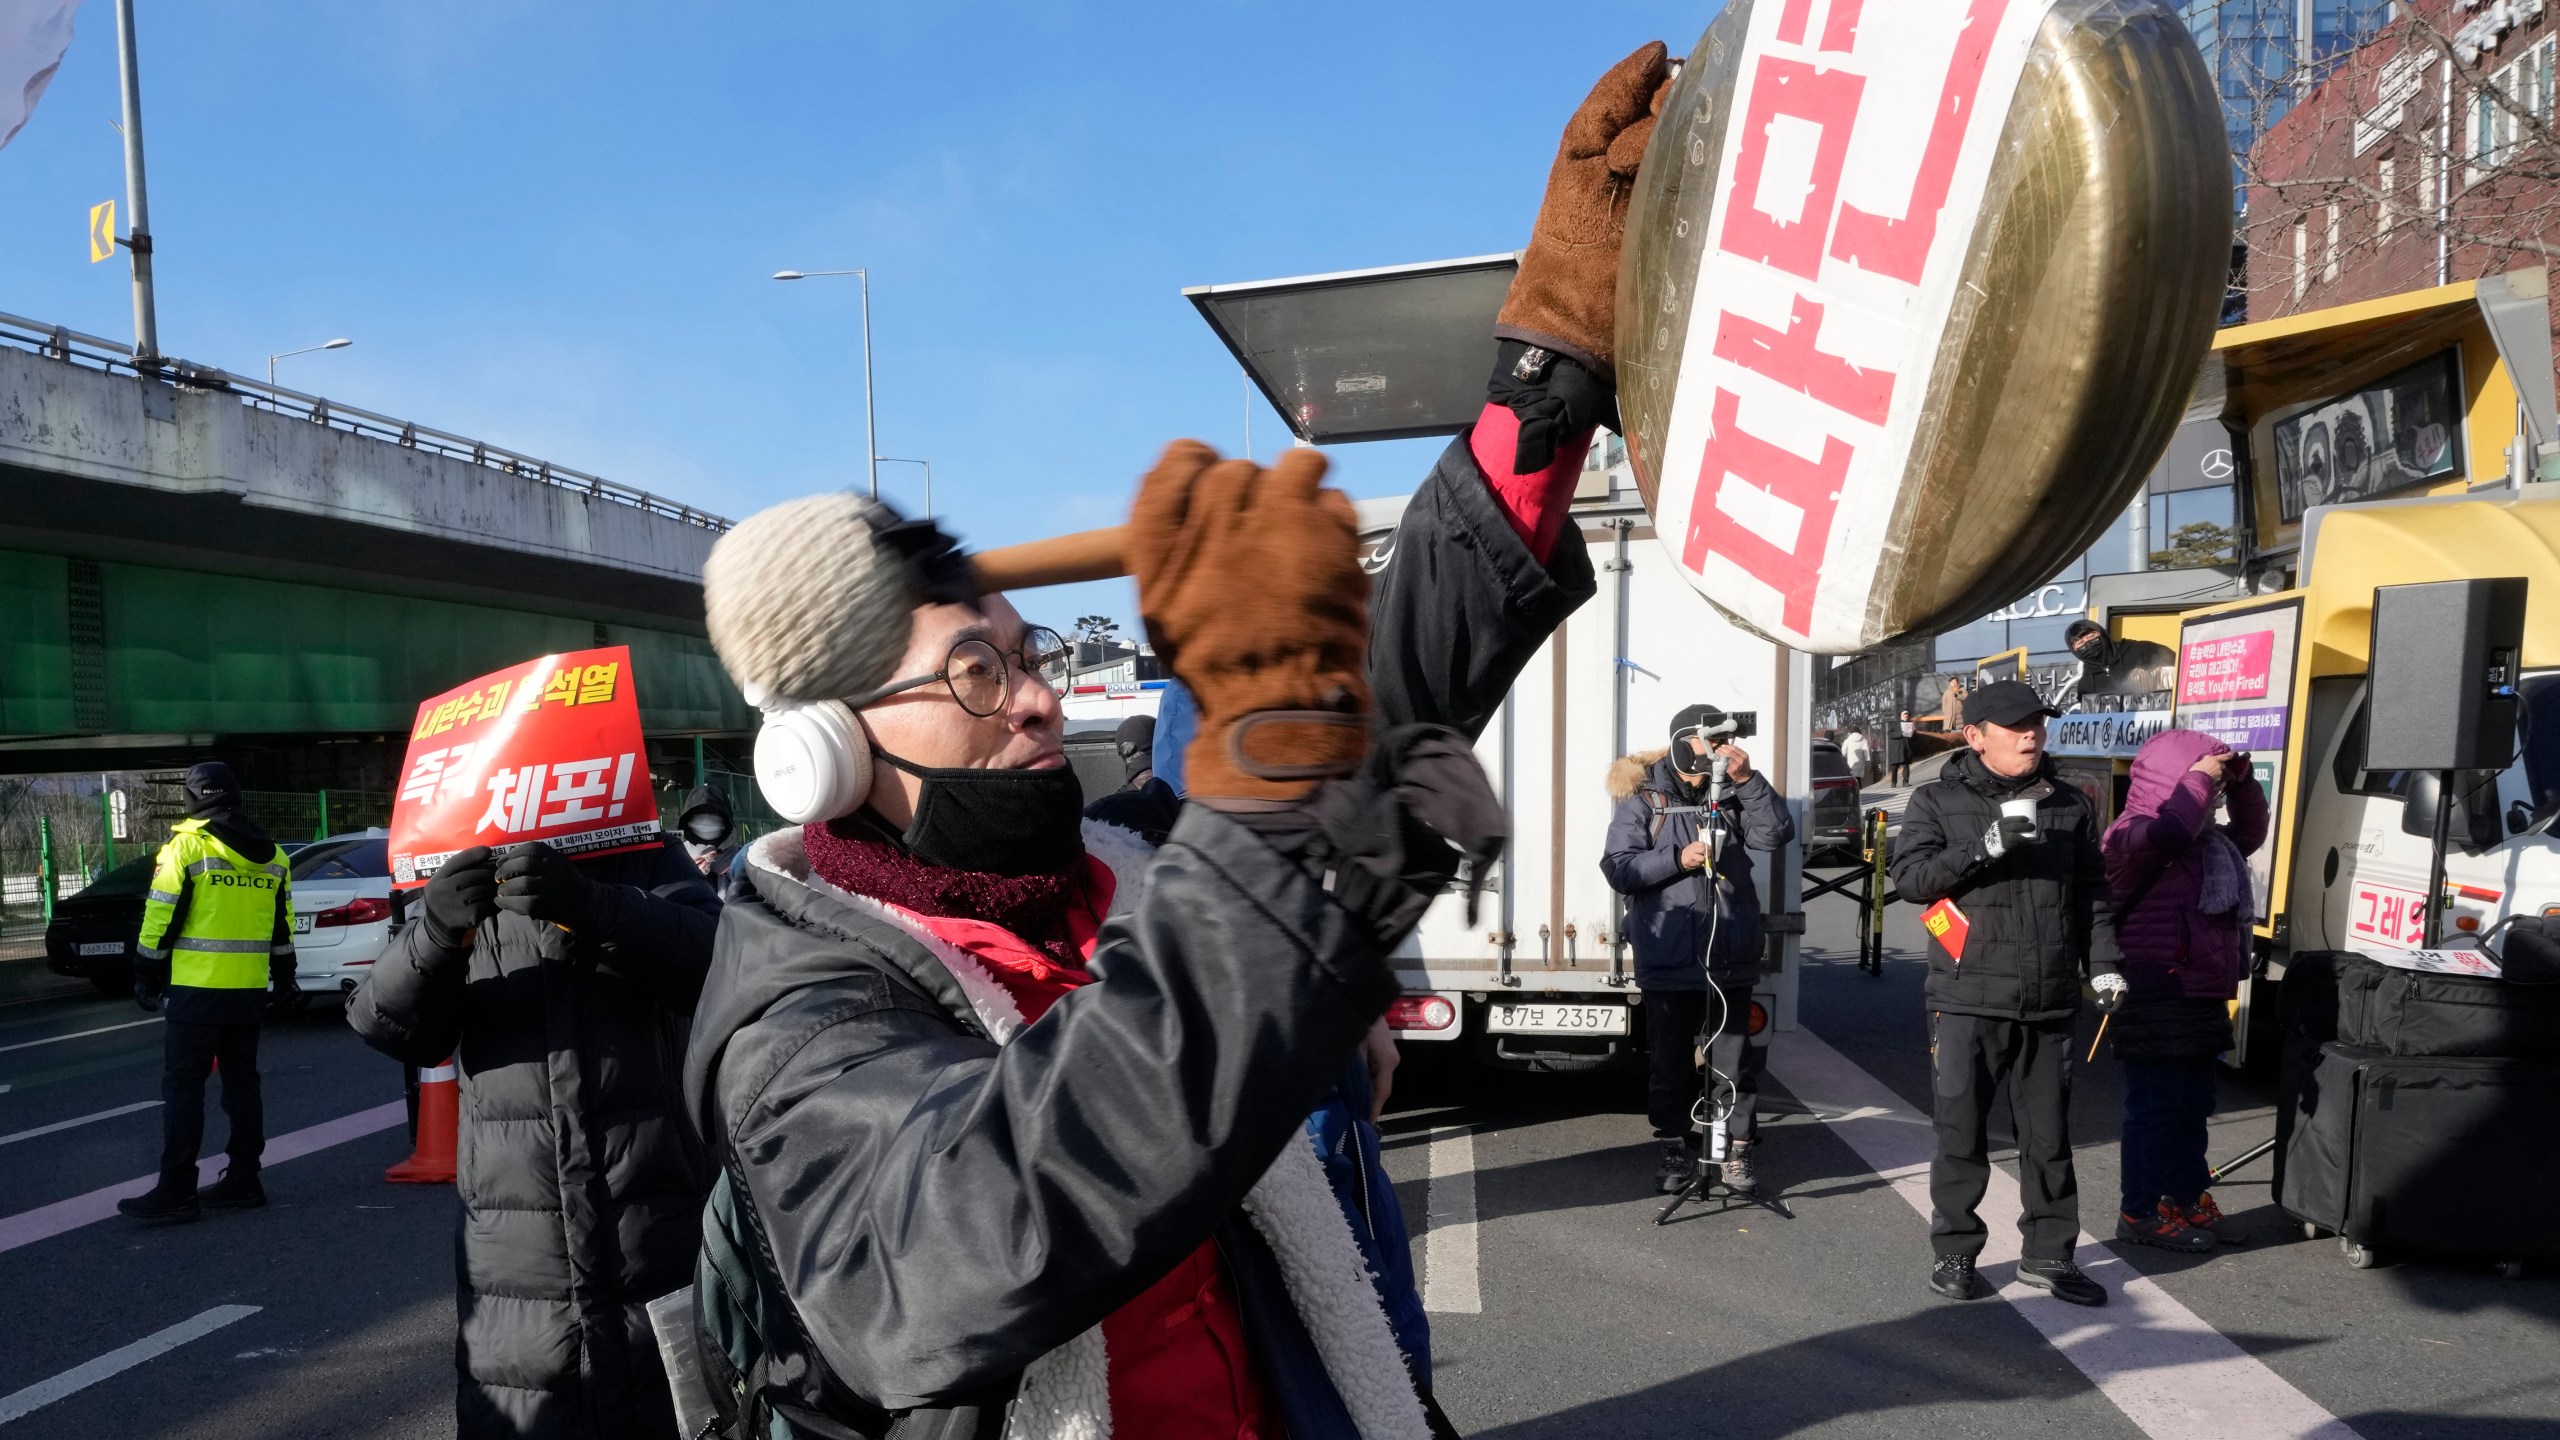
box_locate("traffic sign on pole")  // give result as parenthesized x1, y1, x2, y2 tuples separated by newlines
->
(88, 199, 114, 262)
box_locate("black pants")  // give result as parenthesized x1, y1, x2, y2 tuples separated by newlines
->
(1643, 984, 1760, 1143)
(2119, 1055, 2218, 1217)
(1928, 1010, 2078, 1262)
(1890, 759, 1912, 785)
(161, 1020, 263, 1183)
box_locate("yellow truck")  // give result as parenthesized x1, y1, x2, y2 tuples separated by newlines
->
(2122, 272, 2560, 1062)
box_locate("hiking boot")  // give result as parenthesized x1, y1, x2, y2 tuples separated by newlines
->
(1927, 1254, 1983, 1301)
(1654, 1140, 1692, 1195)
(1719, 1139, 1760, 1196)
(116, 1178, 200, 1226)
(2117, 1207, 2216, 1253)
(198, 1167, 266, 1210)
(2163, 1192, 2243, 1245)
(2017, 1258, 2108, 1307)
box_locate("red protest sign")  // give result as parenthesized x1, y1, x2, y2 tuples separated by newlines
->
(388, 646, 659, 886)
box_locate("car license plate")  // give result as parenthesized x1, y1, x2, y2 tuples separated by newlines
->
(78, 941, 124, 957)
(293, 915, 313, 934)
(1487, 1002, 1628, 1036)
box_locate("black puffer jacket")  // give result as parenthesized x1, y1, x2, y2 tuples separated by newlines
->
(1889, 752, 2121, 1021)
(348, 837, 721, 1440)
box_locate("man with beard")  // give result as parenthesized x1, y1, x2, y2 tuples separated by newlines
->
(1602, 707, 1794, 1196)
(1891, 680, 2125, 1309)
(680, 42, 1667, 1438)
(118, 762, 297, 1223)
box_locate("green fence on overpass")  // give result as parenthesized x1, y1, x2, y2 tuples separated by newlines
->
(0, 547, 752, 739)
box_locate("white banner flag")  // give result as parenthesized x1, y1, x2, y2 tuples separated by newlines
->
(0, 0, 83, 153)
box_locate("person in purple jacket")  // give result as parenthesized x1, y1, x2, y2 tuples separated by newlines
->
(2099, 728, 2268, 1252)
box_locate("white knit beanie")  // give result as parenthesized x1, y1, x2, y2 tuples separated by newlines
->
(703, 491, 917, 705)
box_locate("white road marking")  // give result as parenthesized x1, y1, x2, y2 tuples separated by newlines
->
(1767, 1028, 2359, 1440)
(0, 1304, 261, 1424)
(0, 1018, 162, 1054)
(0, 1101, 160, 1146)
(1423, 1124, 1481, 1314)
(0, 1100, 406, 1256)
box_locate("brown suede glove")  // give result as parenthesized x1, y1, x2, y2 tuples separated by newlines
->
(1129, 440, 1371, 805)
(1493, 40, 1673, 380)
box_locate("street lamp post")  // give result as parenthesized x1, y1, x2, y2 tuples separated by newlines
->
(269, 337, 352, 389)
(112, 0, 158, 365)
(875, 456, 933, 518)
(773, 268, 879, 499)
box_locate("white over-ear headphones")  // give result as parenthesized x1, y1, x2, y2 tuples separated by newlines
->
(747, 684, 874, 826)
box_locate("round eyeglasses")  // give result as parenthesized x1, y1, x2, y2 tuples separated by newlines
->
(845, 626, 1073, 719)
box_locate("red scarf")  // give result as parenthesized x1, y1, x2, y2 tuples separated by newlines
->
(803, 815, 1112, 1005)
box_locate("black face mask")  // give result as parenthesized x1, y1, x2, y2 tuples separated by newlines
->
(872, 749, 1087, 876)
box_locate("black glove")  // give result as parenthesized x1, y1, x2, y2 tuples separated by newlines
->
(421, 845, 501, 948)
(1980, 815, 2038, 859)
(133, 976, 163, 1014)
(494, 842, 603, 930)
(2092, 972, 2130, 1015)
(1235, 725, 1508, 947)
(266, 977, 297, 1017)
(1486, 339, 1618, 473)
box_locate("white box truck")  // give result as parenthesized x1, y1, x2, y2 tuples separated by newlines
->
(1361, 454, 1814, 1070)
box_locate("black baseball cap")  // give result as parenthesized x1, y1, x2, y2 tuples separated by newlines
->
(1966, 680, 2059, 728)
(2064, 618, 2106, 646)
(182, 761, 244, 817)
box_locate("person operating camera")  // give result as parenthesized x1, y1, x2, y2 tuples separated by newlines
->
(1602, 705, 1794, 1197)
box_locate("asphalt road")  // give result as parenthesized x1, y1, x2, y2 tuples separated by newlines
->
(1, 892, 2555, 1438)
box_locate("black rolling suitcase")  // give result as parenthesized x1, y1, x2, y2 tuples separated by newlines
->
(2276, 953, 2560, 1271)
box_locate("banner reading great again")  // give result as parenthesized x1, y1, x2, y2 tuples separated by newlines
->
(388, 646, 659, 885)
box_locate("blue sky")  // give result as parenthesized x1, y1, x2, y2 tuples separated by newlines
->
(0, 0, 1710, 633)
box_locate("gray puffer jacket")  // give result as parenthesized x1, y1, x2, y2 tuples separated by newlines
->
(348, 837, 721, 1440)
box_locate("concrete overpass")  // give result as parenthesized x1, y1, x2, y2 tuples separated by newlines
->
(0, 309, 754, 788)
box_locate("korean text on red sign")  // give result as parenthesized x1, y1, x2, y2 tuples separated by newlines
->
(2175, 630, 2275, 706)
(388, 646, 658, 885)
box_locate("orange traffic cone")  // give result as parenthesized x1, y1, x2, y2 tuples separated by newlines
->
(386, 1056, 458, 1184)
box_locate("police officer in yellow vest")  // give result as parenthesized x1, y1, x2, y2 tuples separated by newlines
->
(118, 762, 297, 1224)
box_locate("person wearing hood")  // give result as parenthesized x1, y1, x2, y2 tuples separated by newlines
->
(2065, 618, 2176, 703)
(1601, 706, 1794, 1196)
(118, 762, 297, 1224)
(2101, 728, 2266, 1253)
(1890, 680, 2124, 1308)
(1081, 712, 1182, 845)
(347, 823, 721, 1436)
(679, 782, 741, 879)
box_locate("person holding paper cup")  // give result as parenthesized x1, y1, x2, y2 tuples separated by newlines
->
(1889, 679, 2124, 1308)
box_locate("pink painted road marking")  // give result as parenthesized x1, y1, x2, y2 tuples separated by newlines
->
(0, 1100, 406, 1257)
(1767, 1029, 2360, 1440)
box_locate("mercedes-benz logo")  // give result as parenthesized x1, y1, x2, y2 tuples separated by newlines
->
(2200, 448, 2234, 480)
